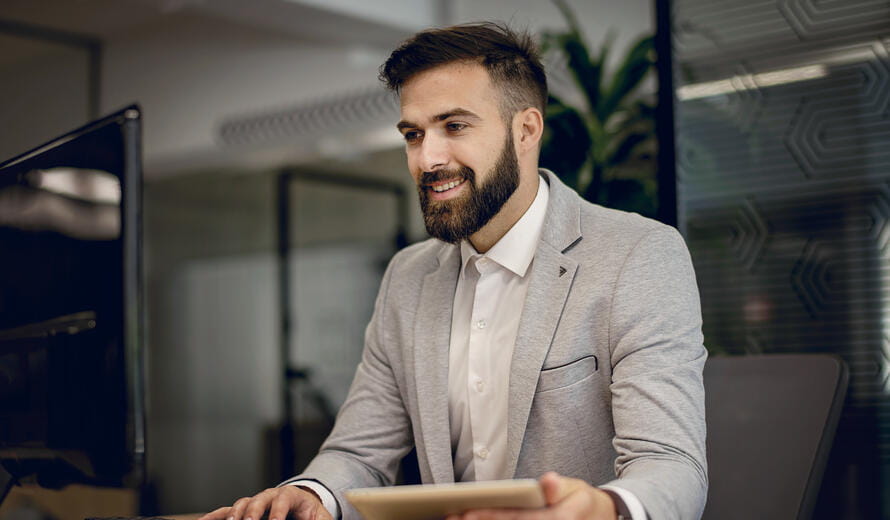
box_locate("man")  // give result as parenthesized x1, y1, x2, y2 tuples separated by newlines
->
(202, 22, 707, 520)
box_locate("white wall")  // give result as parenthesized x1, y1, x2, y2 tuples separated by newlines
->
(148, 253, 280, 512)
(0, 36, 90, 160)
(100, 12, 394, 175)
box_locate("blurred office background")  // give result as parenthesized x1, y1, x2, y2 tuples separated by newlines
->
(0, 0, 888, 518)
(673, 0, 889, 517)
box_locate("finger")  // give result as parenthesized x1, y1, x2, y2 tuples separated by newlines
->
(243, 491, 276, 520)
(538, 472, 563, 506)
(198, 506, 232, 520)
(229, 497, 252, 520)
(460, 508, 546, 520)
(549, 485, 601, 518)
(541, 472, 592, 507)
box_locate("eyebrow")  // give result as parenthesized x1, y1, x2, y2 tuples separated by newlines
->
(396, 107, 481, 131)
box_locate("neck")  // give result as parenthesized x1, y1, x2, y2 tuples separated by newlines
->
(468, 170, 539, 253)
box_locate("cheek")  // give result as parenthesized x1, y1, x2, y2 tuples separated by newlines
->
(404, 148, 419, 176)
(460, 135, 501, 166)
(469, 152, 499, 176)
(449, 144, 486, 171)
(408, 162, 425, 184)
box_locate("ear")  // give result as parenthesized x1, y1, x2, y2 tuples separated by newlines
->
(514, 107, 544, 155)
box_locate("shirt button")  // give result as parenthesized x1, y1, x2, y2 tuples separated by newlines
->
(476, 319, 486, 329)
(477, 447, 489, 460)
(475, 380, 485, 393)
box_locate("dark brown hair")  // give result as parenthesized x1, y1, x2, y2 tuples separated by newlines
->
(379, 22, 547, 120)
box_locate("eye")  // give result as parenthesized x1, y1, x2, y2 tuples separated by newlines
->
(446, 122, 467, 132)
(402, 130, 422, 144)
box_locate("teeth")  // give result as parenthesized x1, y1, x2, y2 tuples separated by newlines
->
(432, 180, 462, 192)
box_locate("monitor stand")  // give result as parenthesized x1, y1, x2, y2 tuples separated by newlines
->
(0, 463, 16, 507)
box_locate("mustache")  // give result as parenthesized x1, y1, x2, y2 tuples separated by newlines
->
(420, 167, 475, 186)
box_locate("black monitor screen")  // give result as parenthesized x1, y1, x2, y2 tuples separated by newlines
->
(0, 105, 144, 491)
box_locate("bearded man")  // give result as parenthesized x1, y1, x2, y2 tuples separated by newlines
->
(202, 22, 707, 520)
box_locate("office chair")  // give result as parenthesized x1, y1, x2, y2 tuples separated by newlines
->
(701, 354, 848, 520)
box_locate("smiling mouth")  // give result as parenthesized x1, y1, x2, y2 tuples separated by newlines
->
(429, 179, 466, 193)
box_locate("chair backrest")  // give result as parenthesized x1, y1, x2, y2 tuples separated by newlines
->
(701, 354, 848, 520)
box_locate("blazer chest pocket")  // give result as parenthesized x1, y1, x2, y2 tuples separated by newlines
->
(536, 355, 598, 393)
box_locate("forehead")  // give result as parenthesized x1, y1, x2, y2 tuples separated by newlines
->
(399, 61, 501, 123)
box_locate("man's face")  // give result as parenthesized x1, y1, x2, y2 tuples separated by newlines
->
(397, 62, 519, 243)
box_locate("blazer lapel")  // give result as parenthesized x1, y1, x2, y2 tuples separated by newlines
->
(413, 244, 460, 483)
(506, 170, 582, 478)
(505, 245, 578, 477)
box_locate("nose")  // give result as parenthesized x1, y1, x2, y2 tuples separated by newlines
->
(417, 132, 449, 172)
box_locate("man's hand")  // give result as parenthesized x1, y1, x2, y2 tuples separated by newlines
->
(198, 485, 332, 520)
(446, 472, 619, 520)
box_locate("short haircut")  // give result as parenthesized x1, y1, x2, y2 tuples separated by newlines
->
(379, 22, 547, 121)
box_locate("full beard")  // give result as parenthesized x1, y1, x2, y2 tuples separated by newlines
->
(418, 134, 520, 244)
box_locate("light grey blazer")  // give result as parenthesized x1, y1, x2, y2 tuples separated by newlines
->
(291, 170, 708, 520)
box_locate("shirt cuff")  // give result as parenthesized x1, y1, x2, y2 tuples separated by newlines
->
(600, 485, 648, 520)
(281, 479, 341, 519)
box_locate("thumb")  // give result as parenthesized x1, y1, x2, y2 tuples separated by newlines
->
(539, 472, 567, 506)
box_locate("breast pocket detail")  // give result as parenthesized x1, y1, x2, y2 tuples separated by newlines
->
(536, 355, 599, 393)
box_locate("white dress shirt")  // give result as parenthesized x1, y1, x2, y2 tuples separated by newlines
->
(448, 175, 549, 481)
(291, 175, 646, 519)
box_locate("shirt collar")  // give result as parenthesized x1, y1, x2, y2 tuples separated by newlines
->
(459, 174, 550, 277)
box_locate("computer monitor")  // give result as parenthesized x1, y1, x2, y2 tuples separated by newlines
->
(0, 105, 145, 502)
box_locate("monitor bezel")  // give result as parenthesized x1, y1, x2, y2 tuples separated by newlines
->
(0, 104, 146, 490)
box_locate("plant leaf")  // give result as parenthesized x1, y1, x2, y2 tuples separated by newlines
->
(607, 131, 651, 167)
(539, 29, 559, 55)
(552, 0, 585, 41)
(561, 33, 601, 113)
(599, 35, 654, 121)
(541, 94, 591, 190)
(591, 30, 615, 114)
(550, 0, 602, 114)
(542, 0, 658, 213)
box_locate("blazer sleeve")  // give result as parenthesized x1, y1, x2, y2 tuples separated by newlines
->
(288, 253, 415, 520)
(601, 225, 709, 520)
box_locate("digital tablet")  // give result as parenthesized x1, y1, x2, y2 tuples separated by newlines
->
(344, 479, 546, 520)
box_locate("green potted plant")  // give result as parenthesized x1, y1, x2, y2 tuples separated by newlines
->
(540, 0, 658, 217)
